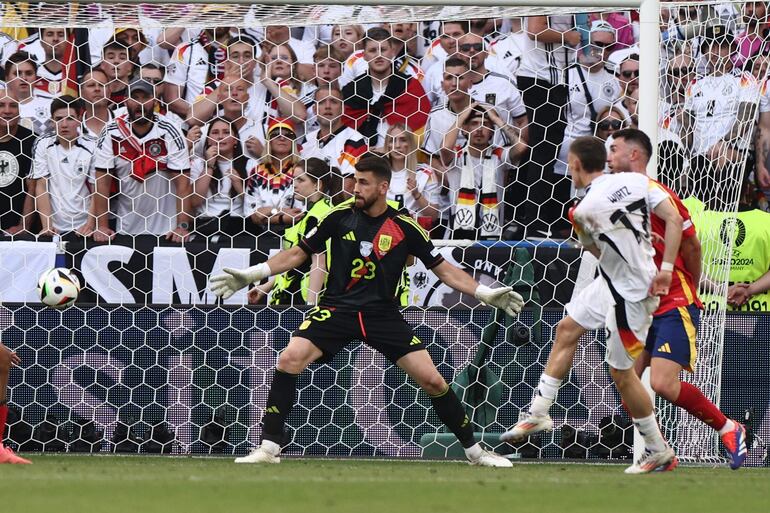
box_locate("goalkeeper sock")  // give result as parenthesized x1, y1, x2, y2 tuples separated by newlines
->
(0, 401, 7, 444)
(430, 386, 475, 449)
(530, 374, 561, 416)
(673, 382, 728, 432)
(261, 369, 299, 445)
(632, 414, 667, 453)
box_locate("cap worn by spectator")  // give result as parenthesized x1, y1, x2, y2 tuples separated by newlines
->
(700, 24, 735, 51)
(267, 117, 296, 138)
(128, 78, 155, 97)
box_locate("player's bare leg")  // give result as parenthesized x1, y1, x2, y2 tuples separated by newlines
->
(235, 337, 322, 464)
(0, 343, 30, 464)
(610, 367, 676, 474)
(397, 350, 512, 467)
(636, 352, 746, 470)
(500, 316, 586, 442)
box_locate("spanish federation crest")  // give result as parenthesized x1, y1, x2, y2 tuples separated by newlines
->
(359, 241, 373, 257)
(377, 234, 392, 253)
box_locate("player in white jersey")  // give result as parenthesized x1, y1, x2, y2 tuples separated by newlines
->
(90, 78, 192, 240)
(501, 136, 684, 474)
(683, 25, 759, 198)
(32, 97, 96, 235)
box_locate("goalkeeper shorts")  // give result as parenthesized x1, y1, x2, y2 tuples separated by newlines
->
(566, 276, 659, 371)
(294, 306, 426, 364)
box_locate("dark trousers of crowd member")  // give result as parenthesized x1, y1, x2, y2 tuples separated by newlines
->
(513, 77, 572, 239)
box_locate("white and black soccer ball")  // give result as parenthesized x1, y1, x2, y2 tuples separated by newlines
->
(37, 268, 81, 308)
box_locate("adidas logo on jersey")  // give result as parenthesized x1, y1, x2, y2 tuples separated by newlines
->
(658, 343, 672, 354)
(343, 231, 356, 241)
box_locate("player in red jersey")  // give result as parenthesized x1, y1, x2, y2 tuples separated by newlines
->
(0, 341, 30, 464)
(608, 128, 746, 470)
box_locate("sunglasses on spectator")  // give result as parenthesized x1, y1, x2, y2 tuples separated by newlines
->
(459, 43, 484, 52)
(142, 77, 164, 84)
(620, 69, 640, 79)
(270, 128, 296, 139)
(670, 67, 692, 77)
(590, 41, 614, 49)
(598, 120, 623, 131)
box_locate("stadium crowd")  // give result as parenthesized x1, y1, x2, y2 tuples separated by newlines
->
(0, 4, 769, 248)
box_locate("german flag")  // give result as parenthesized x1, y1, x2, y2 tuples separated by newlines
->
(457, 188, 476, 206)
(341, 138, 368, 167)
(62, 27, 91, 98)
(480, 192, 497, 207)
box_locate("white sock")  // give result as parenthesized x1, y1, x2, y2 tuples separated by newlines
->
(529, 374, 562, 416)
(632, 414, 667, 453)
(261, 439, 281, 456)
(718, 419, 736, 436)
(464, 443, 483, 460)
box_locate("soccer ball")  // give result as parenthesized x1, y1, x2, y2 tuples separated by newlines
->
(37, 268, 81, 308)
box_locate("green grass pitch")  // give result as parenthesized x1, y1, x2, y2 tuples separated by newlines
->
(1, 455, 768, 513)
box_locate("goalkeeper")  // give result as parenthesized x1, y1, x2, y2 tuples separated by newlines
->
(211, 154, 522, 467)
(0, 342, 30, 464)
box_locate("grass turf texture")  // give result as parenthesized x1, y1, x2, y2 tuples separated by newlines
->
(1, 455, 767, 513)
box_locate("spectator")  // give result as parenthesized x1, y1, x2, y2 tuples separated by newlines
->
(98, 40, 135, 106)
(313, 44, 344, 88)
(424, 57, 473, 159)
(590, 11, 635, 51)
(594, 105, 627, 141)
(660, 52, 694, 139)
(339, 26, 424, 88)
(244, 118, 303, 228)
(458, 31, 529, 137)
(4, 51, 53, 135)
(516, 15, 580, 238)
(165, 27, 235, 118)
(0, 32, 19, 76)
(421, 20, 468, 72)
(31, 96, 95, 236)
(735, 2, 770, 68)
(18, 28, 67, 97)
(89, 78, 192, 241)
(381, 123, 441, 221)
(683, 25, 758, 198)
(0, 87, 36, 235)
(79, 68, 112, 138)
(301, 86, 368, 194)
(615, 52, 639, 97)
(555, 21, 620, 177)
(440, 104, 527, 239)
(331, 24, 365, 60)
(383, 22, 422, 64)
(190, 117, 247, 238)
(260, 25, 316, 82)
(248, 158, 343, 305)
(488, 18, 528, 77)
(342, 28, 430, 147)
(259, 43, 310, 127)
(114, 27, 149, 65)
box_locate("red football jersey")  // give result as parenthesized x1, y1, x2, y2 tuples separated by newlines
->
(650, 180, 703, 315)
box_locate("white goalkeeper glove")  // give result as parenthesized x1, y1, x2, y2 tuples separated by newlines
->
(474, 285, 524, 317)
(209, 263, 272, 300)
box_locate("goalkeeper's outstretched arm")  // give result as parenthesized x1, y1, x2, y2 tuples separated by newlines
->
(431, 260, 524, 316)
(210, 246, 309, 299)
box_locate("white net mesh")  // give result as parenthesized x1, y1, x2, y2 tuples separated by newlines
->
(0, 1, 765, 465)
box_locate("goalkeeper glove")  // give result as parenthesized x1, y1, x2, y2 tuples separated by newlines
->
(474, 285, 524, 316)
(210, 263, 271, 299)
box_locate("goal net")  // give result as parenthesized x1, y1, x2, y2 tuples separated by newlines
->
(0, 1, 761, 464)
